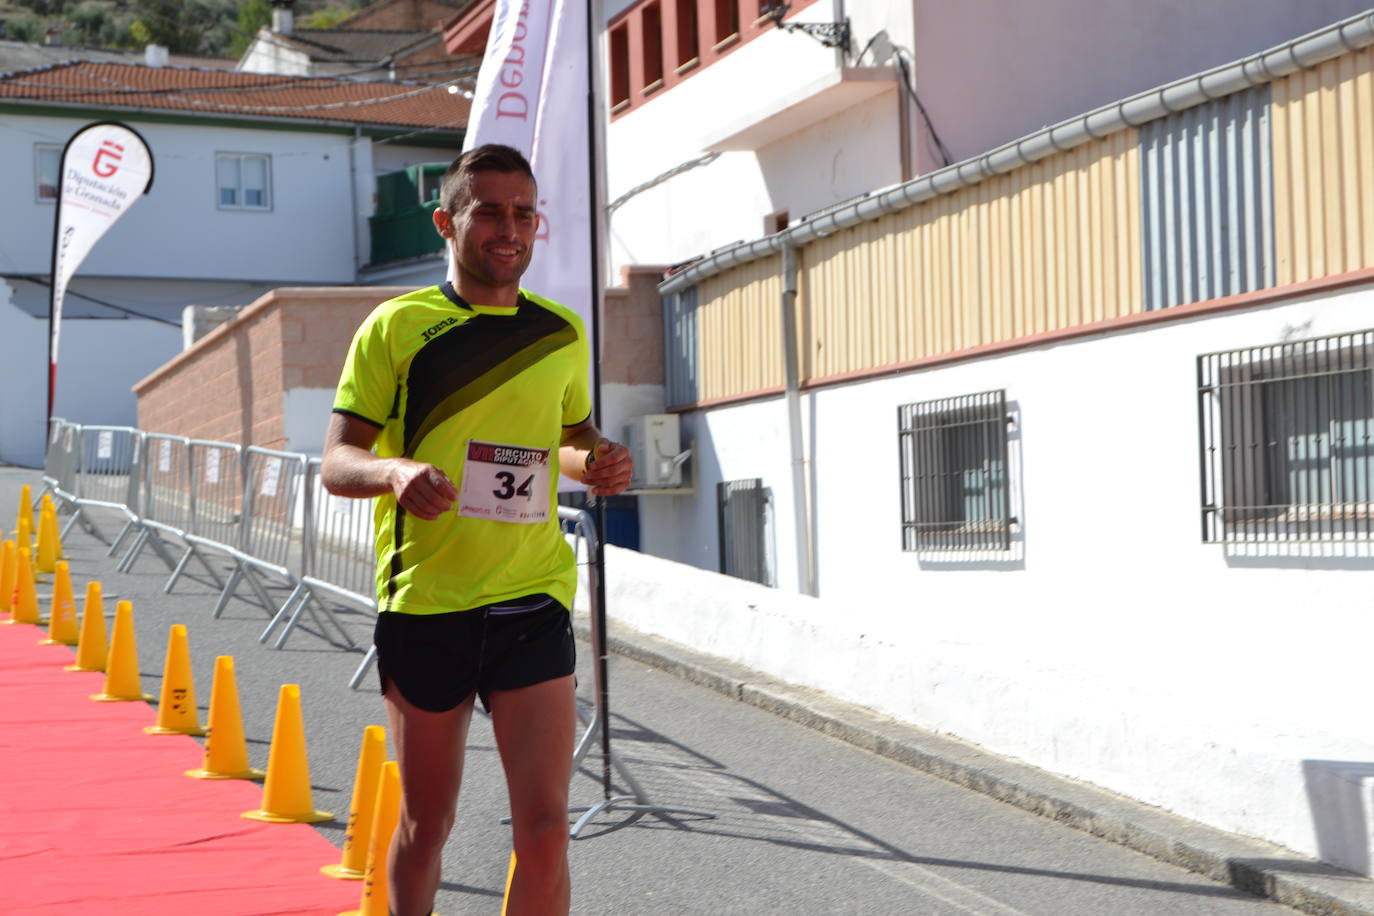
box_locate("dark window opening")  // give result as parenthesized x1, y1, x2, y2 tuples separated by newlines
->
(642, 2, 664, 89)
(898, 390, 1012, 551)
(675, 0, 699, 67)
(609, 24, 631, 109)
(1199, 329, 1374, 543)
(713, 0, 739, 45)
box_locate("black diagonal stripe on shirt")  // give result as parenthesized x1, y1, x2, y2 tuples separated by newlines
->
(402, 298, 577, 457)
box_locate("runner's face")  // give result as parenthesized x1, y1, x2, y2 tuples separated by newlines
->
(447, 170, 538, 297)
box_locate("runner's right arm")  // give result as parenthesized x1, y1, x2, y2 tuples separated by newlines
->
(321, 412, 457, 521)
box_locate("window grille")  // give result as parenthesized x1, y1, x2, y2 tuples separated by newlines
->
(717, 478, 772, 585)
(898, 390, 1011, 551)
(1198, 329, 1374, 543)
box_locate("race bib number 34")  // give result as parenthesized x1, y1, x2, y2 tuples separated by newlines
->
(458, 440, 551, 524)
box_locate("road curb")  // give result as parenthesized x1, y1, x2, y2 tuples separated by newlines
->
(574, 615, 1374, 916)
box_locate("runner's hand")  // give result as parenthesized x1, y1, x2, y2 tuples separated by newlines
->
(388, 460, 458, 520)
(583, 439, 633, 496)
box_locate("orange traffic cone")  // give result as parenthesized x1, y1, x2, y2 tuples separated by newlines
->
(322, 725, 387, 880)
(16, 514, 32, 555)
(144, 625, 205, 735)
(502, 851, 517, 916)
(0, 540, 15, 618)
(242, 684, 332, 824)
(66, 581, 108, 672)
(35, 502, 59, 576)
(187, 656, 264, 780)
(91, 600, 152, 702)
(15, 484, 32, 538)
(339, 760, 401, 916)
(39, 561, 79, 645)
(3, 547, 44, 626)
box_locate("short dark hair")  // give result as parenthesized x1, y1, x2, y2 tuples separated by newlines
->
(439, 143, 536, 213)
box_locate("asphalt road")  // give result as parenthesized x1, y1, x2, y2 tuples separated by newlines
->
(7, 465, 1295, 915)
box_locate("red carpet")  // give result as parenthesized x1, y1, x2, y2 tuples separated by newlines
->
(0, 623, 359, 915)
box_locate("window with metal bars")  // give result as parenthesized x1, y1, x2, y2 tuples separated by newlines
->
(717, 478, 773, 585)
(1198, 329, 1374, 543)
(898, 390, 1012, 551)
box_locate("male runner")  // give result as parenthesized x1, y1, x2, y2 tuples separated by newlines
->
(321, 143, 632, 916)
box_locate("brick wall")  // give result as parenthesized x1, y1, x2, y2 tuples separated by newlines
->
(134, 288, 407, 448)
(601, 265, 667, 386)
(135, 274, 670, 448)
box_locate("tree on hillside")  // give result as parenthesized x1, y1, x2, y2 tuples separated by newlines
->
(227, 0, 270, 56)
(128, 0, 237, 54)
(2, 15, 45, 42)
(65, 1, 136, 47)
(303, 4, 354, 29)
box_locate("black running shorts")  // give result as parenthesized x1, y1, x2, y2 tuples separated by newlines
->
(373, 596, 575, 713)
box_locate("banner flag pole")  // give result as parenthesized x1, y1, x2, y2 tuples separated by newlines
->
(47, 121, 154, 430)
(465, 0, 714, 835)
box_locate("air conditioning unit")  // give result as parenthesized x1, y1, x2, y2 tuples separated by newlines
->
(624, 414, 689, 489)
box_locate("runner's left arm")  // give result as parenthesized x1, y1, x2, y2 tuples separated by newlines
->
(560, 421, 633, 496)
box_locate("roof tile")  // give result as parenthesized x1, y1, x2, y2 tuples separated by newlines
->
(0, 60, 471, 129)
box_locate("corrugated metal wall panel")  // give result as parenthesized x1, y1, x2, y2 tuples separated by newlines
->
(1140, 85, 1274, 311)
(696, 255, 783, 402)
(1272, 45, 1374, 286)
(663, 285, 699, 408)
(799, 131, 1141, 382)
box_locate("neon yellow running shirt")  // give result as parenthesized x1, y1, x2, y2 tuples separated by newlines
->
(332, 283, 591, 614)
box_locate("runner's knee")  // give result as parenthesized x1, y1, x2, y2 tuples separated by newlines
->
(397, 806, 456, 852)
(513, 813, 568, 863)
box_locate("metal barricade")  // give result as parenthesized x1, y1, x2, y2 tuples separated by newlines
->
(164, 440, 243, 593)
(68, 425, 143, 550)
(42, 418, 81, 509)
(118, 433, 191, 573)
(209, 447, 309, 619)
(260, 458, 367, 653)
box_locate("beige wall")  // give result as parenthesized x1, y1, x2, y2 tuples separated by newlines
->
(602, 265, 667, 387)
(134, 288, 405, 448)
(1272, 44, 1374, 286)
(135, 279, 669, 447)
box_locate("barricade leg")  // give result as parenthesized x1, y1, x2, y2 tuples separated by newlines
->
(307, 592, 358, 649)
(165, 547, 194, 592)
(348, 646, 377, 691)
(165, 543, 225, 594)
(259, 582, 305, 644)
(117, 528, 149, 572)
(107, 519, 136, 557)
(243, 566, 279, 614)
(211, 565, 243, 618)
(60, 508, 84, 541)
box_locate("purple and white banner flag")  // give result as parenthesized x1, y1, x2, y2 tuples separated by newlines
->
(457, 0, 598, 335)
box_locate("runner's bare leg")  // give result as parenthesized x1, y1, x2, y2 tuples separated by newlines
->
(385, 684, 476, 916)
(490, 674, 577, 915)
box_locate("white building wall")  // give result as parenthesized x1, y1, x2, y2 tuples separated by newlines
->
(637, 282, 1374, 870)
(2, 113, 358, 283)
(754, 88, 902, 221)
(238, 35, 313, 76)
(605, 0, 912, 277)
(911, 0, 1374, 165)
(0, 296, 181, 467)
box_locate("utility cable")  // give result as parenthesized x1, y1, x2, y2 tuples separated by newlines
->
(4, 274, 182, 327)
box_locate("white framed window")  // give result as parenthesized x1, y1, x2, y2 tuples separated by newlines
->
(35, 144, 61, 202)
(215, 152, 272, 210)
